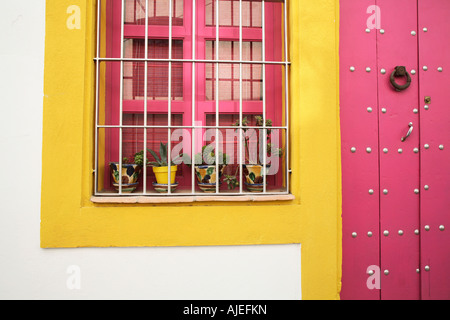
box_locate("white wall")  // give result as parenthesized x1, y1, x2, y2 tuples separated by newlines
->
(0, 0, 301, 300)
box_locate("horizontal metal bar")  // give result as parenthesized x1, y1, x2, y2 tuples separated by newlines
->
(94, 57, 291, 65)
(97, 125, 288, 129)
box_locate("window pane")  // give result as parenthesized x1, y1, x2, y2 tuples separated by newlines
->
(204, 1, 285, 62)
(150, 0, 184, 26)
(206, 0, 262, 28)
(98, 60, 186, 126)
(125, 0, 146, 25)
(125, 0, 184, 26)
(122, 39, 183, 100)
(240, 64, 284, 127)
(123, 38, 183, 61)
(205, 40, 262, 101)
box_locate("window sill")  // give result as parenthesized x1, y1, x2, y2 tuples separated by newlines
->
(90, 194, 295, 204)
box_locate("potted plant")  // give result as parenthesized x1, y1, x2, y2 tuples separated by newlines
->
(233, 115, 284, 192)
(147, 142, 189, 193)
(109, 152, 144, 193)
(223, 166, 240, 191)
(193, 144, 229, 193)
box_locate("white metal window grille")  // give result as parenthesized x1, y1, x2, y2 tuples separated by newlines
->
(94, 0, 290, 197)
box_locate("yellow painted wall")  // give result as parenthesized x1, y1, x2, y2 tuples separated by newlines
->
(41, 0, 341, 300)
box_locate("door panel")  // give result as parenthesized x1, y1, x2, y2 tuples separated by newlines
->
(376, 0, 420, 300)
(418, 0, 450, 300)
(340, 0, 380, 300)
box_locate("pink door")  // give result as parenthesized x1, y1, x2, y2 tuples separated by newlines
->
(340, 0, 450, 300)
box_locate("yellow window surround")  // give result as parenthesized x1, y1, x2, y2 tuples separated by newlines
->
(41, 0, 342, 300)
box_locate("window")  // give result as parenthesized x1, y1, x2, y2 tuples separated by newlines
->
(94, 0, 290, 196)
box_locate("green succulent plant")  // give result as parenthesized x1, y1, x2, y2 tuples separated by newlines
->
(147, 142, 190, 167)
(223, 166, 240, 190)
(232, 115, 283, 164)
(128, 143, 190, 167)
(194, 144, 229, 166)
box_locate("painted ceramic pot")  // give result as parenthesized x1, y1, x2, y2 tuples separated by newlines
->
(243, 164, 269, 192)
(194, 165, 226, 192)
(152, 182, 179, 193)
(109, 162, 141, 193)
(112, 183, 139, 193)
(151, 166, 178, 192)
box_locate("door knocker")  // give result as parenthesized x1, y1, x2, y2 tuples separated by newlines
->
(390, 66, 411, 92)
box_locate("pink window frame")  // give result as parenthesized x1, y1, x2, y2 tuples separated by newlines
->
(103, 0, 283, 190)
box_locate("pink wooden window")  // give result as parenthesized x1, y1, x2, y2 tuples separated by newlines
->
(101, 0, 284, 192)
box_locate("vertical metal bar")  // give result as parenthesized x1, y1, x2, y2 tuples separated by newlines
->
(262, 0, 267, 193)
(191, 0, 196, 194)
(167, 0, 173, 194)
(119, 0, 125, 195)
(239, 0, 243, 194)
(215, 0, 219, 194)
(94, 0, 101, 195)
(283, 0, 290, 193)
(143, 0, 149, 194)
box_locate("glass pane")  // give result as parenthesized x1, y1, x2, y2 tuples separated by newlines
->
(125, 0, 184, 26)
(101, 0, 186, 58)
(148, 0, 184, 26)
(205, 40, 262, 101)
(98, 58, 191, 124)
(125, 0, 147, 25)
(147, 61, 180, 100)
(124, 38, 183, 63)
(205, 40, 262, 61)
(123, 60, 144, 101)
(206, 0, 262, 28)
(204, 1, 285, 62)
(240, 64, 284, 127)
(123, 38, 184, 101)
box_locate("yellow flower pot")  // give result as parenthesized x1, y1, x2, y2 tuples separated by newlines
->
(152, 165, 177, 184)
